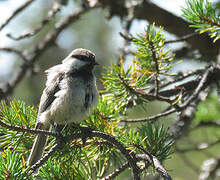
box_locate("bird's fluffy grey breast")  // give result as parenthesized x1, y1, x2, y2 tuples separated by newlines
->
(49, 75, 90, 124)
(38, 64, 98, 125)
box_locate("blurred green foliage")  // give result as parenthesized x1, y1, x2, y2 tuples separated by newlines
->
(195, 95, 220, 122)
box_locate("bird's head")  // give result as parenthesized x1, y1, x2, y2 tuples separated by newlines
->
(62, 48, 99, 74)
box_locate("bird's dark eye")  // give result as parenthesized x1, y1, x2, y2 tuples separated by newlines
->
(91, 55, 95, 60)
(72, 55, 95, 62)
(72, 54, 96, 64)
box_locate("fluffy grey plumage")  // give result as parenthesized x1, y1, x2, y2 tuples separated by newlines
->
(27, 48, 99, 171)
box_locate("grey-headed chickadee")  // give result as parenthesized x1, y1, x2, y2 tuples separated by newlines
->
(27, 48, 99, 169)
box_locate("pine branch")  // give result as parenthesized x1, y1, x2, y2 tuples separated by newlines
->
(27, 128, 141, 180)
(0, 118, 57, 137)
(120, 65, 220, 123)
(99, 162, 129, 180)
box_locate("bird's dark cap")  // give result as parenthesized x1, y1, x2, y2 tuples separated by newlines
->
(70, 48, 96, 61)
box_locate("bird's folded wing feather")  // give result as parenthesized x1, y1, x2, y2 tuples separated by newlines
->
(37, 72, 64, 118)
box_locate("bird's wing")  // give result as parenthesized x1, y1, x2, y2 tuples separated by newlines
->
(38, 72, 64, 115)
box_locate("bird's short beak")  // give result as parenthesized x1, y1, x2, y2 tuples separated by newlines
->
(93, 61, 99, 66)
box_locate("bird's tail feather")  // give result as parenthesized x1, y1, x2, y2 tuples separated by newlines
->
(27, 122, 50, 169)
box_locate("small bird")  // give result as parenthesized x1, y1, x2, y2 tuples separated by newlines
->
(27, 48, 99, 170)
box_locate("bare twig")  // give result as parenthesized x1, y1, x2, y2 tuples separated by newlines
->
(0, 118, 57, 137)
(133, 143, 172, 180)
(119, 4, 134, 62)
(170, 87, 211, 140)
(118, 74, 174, 104)
(0, 47, 28, 62)
(82, 131, 141, 180)
(181, 66, 214, 108)
(165, 32, 198, 44)
(158, 64, 220, 98)
(99, 0, 219, 58)
(29, 143, 61, 173)
(0, 3, 99, 100)
(136, 154, 172, 180)
(99, 162, 129, 180)
(0, 0, 35, 31)
(119, 32, 133, 42)
(149, 41, 160, 96)
(120, 108, 176, 123)
(7, 1, 62, 40)
(101, 152, 173, 180)
(121, 65, 220, 123)
(149, 68, 204, 94)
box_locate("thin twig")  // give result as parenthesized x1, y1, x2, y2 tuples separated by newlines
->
(83, 131, 141, 180)
(119, 5, 134, 61)
(118, 74, 174, 104)
(0, 4, 99, 100)
(7, 1, 61, 40)
(157, 65, 220, 98)
(133, 143, 172, 180)
(119, 32, 133, 42)
(169, 86, 210, 140)
(0, 119, 57, 137)
(121, 65, 220, 123)
(0, 47, 28, 62)
(165, 32, 198, 44)
(149, 41, 159, 96)
(0, 0, 35, 31)
(120, 108, 176, 123)
(99, 162, 129, 180)
(29, 143, 60, 173)
(136, 154, 172, 180)
(180, 66, 214, 108)
(149, 68, 204, 94)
